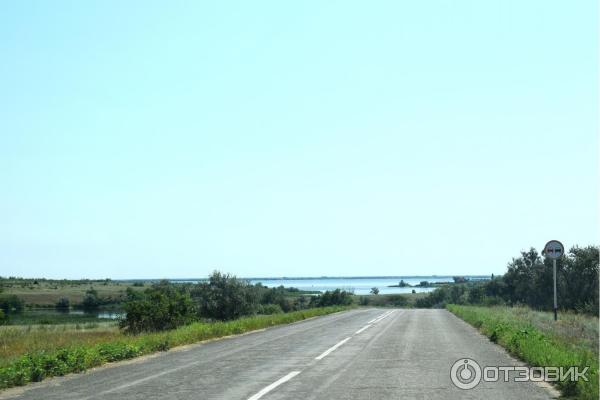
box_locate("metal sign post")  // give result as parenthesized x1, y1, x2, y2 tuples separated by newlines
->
(543, 240, 564, 321)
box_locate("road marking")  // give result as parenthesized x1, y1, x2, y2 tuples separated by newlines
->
(369, 310, 394, 324)
(247, 371, 301, 400)
(315, 337, 351, 360)
(367, 311, 391, 323)
(375, 311, 395, 323)
(354, 324, 372, 334)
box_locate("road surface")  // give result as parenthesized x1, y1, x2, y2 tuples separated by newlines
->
(1, 309, 556, 399)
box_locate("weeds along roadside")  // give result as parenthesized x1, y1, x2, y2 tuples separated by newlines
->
(0, 305, 353, 391)
(447, 304, 598, 400)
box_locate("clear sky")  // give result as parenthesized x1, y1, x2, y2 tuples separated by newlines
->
(1, 1, 597, 279)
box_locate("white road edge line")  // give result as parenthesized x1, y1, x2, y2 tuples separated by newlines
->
(354, 324, 372, 334)
(315, 337, 352, 360)
(247, 371, 301, 400)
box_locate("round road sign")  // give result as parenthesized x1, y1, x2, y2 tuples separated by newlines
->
(543, 240, 564, 259)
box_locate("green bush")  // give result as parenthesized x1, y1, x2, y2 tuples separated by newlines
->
(257, 304, 284, 315)
(310, 289, 353, 307)
(0, 295, 24, 312)
(119, 281, 197, 333)
(192, 271, 259, 320)
(55, 297, 70, 310)
(416, 245, 598, 314)
(81, 288, 101, 310)
(366, 294, 409, 307)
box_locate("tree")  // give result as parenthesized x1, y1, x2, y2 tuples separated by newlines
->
(55, 297, 70, 310)
(310, 289, 353, 307)
(120, 281, 196, 333)
(192, 271, 259, 320)
(0, 295, 24, 313)
(560, 246, 599, 313)
(370, 287, 380, 295)
(82, 288, 101, 310)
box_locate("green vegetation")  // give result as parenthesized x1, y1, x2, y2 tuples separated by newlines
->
(192, 272, 261, 320)
(0, 323, 119, 366)
(120, 283, 196, 333)
(0, 272, 358, 390)
(54, 297, 70, 310)
(0, 306, 351, 390)
(0, 277, 143, 308)
(448, 305, 598, 400)
(120, 274, 353, 333)
(310, 288, 353, 307)
(415, 245, 598, 314)
(0, 294, 24, 313)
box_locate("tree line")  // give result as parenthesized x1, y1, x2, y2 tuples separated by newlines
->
(120, 271, 353, 333)
(415, 245, 599, 314)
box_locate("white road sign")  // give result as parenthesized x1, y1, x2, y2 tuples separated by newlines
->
(543, 240, 564, 259)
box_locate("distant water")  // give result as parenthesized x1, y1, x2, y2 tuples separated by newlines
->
(171, 276, 489, 295)
(247, 277, 449, 295)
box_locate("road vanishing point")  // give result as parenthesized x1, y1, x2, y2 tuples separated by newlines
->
(1, 309, 556, 400)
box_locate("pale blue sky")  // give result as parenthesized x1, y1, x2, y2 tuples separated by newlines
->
(1, 1, 597, 279)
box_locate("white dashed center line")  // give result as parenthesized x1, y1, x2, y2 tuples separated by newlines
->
(247, 371, 301, 400)
(354, 324, 372, 334)
(315, 337, 352, 360)
(246, 310, 397, 400)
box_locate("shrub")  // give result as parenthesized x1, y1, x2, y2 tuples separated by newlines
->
(257, 304, 283, 315)
(0, 295, 24, 312)
(81, 288, 101, 310)
(310, 289, 353, 307)
(55, 297, 70, 310)
(192, 272, 259, 320)
(119, 281, 197, 333)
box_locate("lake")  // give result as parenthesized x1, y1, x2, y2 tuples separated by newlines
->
(5, 309, 124, 325)
(173, 276, 489, 295)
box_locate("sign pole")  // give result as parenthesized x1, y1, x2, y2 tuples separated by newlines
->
(553, 259, 557, 321)
(543, 240, 563, 322)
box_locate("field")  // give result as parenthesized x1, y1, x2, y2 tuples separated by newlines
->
(0, 278, 146, 307)
(448, 305, 598, 400)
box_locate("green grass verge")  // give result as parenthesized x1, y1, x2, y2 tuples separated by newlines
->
(0, 306, 352, 390)
(447, 304, 598, 400)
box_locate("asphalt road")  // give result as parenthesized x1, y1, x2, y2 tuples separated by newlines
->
(1, 309, 556, 400)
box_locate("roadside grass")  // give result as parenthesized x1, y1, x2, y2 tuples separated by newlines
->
(447, 305, 598, 400)
(355, 292, 429, 308)
(0, 306, 351, 390)
(0, 323, 120, 367)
